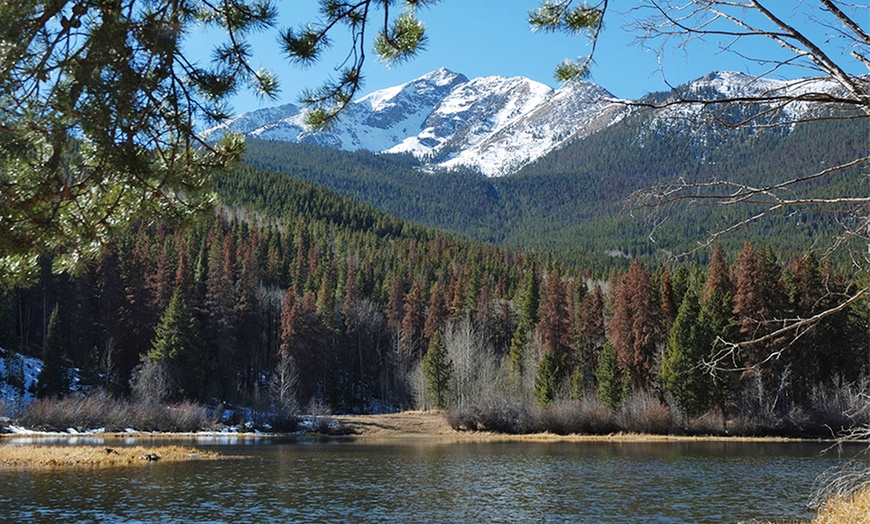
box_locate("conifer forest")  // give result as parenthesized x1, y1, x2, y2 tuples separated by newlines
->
(2, 164, 866, 436)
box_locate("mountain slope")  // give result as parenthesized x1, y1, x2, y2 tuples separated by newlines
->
(209, 69, 858, 178)
(240, 110, 866, 269)
(209, 68, 618, 176)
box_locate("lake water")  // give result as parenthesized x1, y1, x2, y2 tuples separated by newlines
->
(0, 437, 862, 523)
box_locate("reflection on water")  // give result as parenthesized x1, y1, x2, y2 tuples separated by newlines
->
(0, 438, 863, 523)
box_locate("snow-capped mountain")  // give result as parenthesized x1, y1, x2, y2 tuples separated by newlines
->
(207, 68, 856, 177)
(207, 68, 620, 177)
(637, 71, 852, 128)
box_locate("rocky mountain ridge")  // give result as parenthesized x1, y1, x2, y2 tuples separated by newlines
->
(208, 69, 847, 177)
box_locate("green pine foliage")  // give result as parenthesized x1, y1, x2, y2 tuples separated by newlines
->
(596, 342, 622, 409)
(422, 330, 452, 409)
(661, 288, 714, 417)
(534, 350, 560, 405)
(36, 305, 69, 399)
(148, 289, 205, 400)
(507, 325, 528, 378)
(239, 112, 867, 274)
(516, 267, 540, 330)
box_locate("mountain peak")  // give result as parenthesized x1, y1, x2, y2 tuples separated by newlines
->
(209, 69, 835, 177)
(417, 67, 468, 86)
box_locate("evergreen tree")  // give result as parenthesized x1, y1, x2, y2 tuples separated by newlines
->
(537, 270, 570, 366)
(400, 282, 424, 365)
(733, 242, 787, 371)
(703, 244, 733, 303)
(661, 288, 713, 417)
(423, 281, 447, 341)
(148, 289, 204, 400)
(660, 266, 676, 329)
(507, 325, 528, 377)
(205, 232, 238, 397)
(36, 305, 69, 398)
(608, 260, 663, 389)
(570, 368, 585, 400)
(699, 285, 738, 430)
(422, 330, 452, 409)
(596, 342, 622, 409)
(534, 350, 560, 405)
(575, 285, 606, 394)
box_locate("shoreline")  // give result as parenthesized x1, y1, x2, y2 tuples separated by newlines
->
(2, 410, 824, 443)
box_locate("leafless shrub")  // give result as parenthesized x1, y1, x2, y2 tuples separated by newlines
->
(447, 396, 533, 434)
(813, 379, 870, 435)
(684, 410, 728, 436)
(533, 400, 617, 435)
(576, 400, 617, 434)
(156, 401, 218, 432)
(307, 398, 337, 434)
(21, 395, 112, 431)
(19, 394, 219, 433)
(130, 359, 174, 405)
(616, 391, 672, 434)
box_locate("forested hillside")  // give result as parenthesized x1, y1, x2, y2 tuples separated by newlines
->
(2, 164, 866, 435)
(242, 111, 866, 270)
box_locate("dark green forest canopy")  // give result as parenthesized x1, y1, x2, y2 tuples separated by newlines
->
(240, 109, 868, 272)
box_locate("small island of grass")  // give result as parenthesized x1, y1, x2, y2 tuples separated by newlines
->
(0, 445, 219, 469)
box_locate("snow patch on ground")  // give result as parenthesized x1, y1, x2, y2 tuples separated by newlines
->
(0, 347, 42, 412)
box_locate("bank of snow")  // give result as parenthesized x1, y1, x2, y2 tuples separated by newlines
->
(0, 347, 42, 411)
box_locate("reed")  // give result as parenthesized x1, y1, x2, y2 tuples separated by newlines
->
(0, 445, 218, 469)
(812, 485, 870, 524)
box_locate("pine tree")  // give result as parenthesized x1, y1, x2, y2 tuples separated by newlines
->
(661, 288, 713, 417)
(36, 305, 69, 399)
(507, 325, 528, 377)
(596, 342, 622, 409)
(537, 270, 570, 366)
(148, 289, 204, 400)
(608, 260, 663, 389)
(423, 281, 447, 341)
(660, 266, 676, 329)
(733, 242, 786, 371)
(534, 350, 560, 405)
(400, 281, 424, 365)
(204, 232, 238, 397)
(699, 285, 737, 430)
(703, 244, 733, 304)
(575, 284, 605, 394)
(422, 330, 452, 409)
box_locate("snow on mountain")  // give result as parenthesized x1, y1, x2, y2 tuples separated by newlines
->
(207, 68, 469, 153)
(206, 68, 618, 176)
(434, 80, 622, 176)
(387, 74, 560, 175)
(643, 71, 850, 126)
(207, 68, 849, 177)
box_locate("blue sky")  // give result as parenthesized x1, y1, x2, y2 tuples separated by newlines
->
(193, 1, 864, 115)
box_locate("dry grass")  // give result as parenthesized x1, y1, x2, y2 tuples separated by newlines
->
(0, 445, 219, 469)
(334, 410, 801, 442)
(812, 485, 870, 524)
